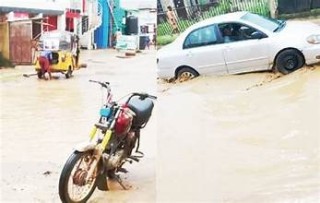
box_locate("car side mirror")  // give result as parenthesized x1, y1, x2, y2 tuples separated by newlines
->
(251, 31, 264, 39)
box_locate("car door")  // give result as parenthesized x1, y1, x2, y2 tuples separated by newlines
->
(218, 23, 270, 74)
(182, 24, 227, 75)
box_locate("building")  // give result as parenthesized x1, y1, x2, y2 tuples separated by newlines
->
(157, 0, 219, 23)
(0, 0, 99, 64)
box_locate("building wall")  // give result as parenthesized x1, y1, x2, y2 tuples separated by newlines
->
(0, 22, 10, 59)
(111, 0, 126, 34)
(0, 0, 82, 32)
(0, 0, 68, 12)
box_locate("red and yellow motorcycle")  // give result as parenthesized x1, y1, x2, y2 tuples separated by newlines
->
(58, 80, 156, 203)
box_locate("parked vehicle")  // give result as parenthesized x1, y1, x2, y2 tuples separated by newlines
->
(157, 11, 320, 80)
(35, 31, 81, 79)
(58, 80, 156, 203)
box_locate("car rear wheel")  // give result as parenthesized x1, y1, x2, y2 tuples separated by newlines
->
(275, 49, 304, 74)
(177, 67, 199, 81)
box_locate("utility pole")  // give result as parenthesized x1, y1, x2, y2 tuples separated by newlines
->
(269, 0, 276, 18)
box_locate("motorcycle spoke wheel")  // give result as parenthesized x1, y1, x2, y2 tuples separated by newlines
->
(59, 151, 99, 203)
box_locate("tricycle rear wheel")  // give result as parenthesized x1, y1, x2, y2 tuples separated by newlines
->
(37, 70, 43, 79)
(65, 66, 73, 79)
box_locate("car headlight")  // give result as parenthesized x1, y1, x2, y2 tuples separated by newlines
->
(307, 34, 320, 44)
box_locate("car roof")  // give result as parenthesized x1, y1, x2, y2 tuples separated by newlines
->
(186, 11, 248, 31)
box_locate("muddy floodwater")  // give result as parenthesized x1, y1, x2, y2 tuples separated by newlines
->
(1, 48, 320, 203)
(157, 66, 320, 202)
(0, 49, 157, 202)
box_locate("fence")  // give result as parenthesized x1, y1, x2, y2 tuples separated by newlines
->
(157, 0, 270, 36)
(278, 0, 320, 15)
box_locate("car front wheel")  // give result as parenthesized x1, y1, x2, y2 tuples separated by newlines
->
(177, 67, 199, 81)
(275, 49, 304, 74)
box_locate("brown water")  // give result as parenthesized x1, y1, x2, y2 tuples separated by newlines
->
(0, 49, 157, 202)
(1, 50, 320, 203)
(157, 66, 320, 202)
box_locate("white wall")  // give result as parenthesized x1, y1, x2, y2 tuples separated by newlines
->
(120, 0, 156, 10)
(0, 0, 68, 11)
(0, 0, 88, 32)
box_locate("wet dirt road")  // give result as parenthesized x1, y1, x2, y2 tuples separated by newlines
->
(157, 66, 320, 202)
(0, 49, 157, 202)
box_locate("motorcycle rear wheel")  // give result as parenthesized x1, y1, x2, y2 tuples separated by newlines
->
(59, 151, 98, 203)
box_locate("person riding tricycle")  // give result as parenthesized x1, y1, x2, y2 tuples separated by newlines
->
(35, 31, 82, 79)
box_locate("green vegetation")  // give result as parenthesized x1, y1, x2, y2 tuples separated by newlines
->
(157, 0, 270, 37)
(157, 34, 178, 46)
(0, 52, 14, 68)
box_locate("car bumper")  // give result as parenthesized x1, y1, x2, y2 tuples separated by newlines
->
(303, 44, 320, 65)
(156, 68, 175, 79)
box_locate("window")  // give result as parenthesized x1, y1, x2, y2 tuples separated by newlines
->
(240, 13, 280, 33)
(218, 23, 266, 43)
(183, 25, 217, 49)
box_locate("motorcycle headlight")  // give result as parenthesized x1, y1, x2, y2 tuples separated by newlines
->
(307, 34, 320, 44)
(100, 107, 111, 118)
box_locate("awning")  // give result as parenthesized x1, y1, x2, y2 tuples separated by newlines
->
(0, 6, 64, 16)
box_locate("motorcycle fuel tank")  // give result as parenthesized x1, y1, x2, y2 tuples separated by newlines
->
(115, 106, 134, 135)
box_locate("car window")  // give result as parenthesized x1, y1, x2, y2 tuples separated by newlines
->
(241, 12, 280, 33)
(183, 25, 218, 49)
(218, 23, 266, 43)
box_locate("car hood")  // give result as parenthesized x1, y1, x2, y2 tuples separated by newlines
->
(157, 42, 178, 57)
(280, 21, 320, 38)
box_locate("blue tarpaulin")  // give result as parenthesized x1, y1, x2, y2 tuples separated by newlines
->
(94, 0, 109, 48)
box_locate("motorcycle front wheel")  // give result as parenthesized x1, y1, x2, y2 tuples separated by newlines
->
(59, 151, 99, 203)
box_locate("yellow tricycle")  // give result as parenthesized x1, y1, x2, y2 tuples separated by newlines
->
(35, 31, 81, 79)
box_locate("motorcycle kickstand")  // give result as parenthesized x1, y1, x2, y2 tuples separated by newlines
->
(109, 173, 128, 190)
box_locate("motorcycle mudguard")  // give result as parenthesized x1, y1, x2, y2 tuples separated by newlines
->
(96, 172, 108, 191)
(73, 142, 96, 152)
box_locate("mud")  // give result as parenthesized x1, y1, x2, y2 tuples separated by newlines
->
(157, 66, 320, 202)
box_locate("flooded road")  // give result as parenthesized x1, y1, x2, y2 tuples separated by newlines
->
(1, 49, 320, 203)
(157, 66, 320, 202)
(0, 49, 157, 202)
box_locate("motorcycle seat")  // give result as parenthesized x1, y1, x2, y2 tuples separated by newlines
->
(127, 96, 154, 127)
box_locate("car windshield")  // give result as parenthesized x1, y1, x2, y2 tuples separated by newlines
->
(241, 13, 282, 32)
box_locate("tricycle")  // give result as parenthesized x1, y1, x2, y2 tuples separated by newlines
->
(34, 31, 82, 79)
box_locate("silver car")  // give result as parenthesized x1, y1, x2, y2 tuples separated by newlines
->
(157, 11, 320, 80)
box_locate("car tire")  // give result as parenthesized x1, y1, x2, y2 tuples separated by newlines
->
(275, 49, 304, 74)
(177, 67, 199, 81)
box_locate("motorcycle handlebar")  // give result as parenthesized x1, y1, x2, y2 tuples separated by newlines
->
(131, 92, 157, 100)
(89, 80, 156, 102)
(89, 80, 110, 89)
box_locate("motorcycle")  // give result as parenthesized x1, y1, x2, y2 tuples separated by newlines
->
(58, 80, 156, 203)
